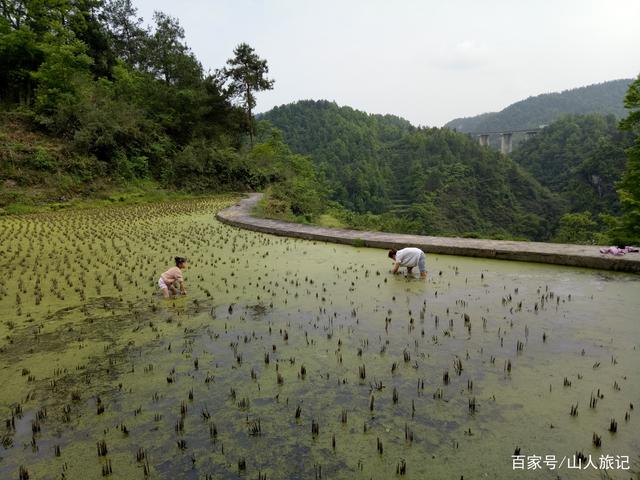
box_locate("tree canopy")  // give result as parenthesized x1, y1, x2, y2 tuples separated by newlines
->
(608, 75, 640, 245)
(0, 0, 302, 204)
(220, 43, 274, 145)
(261, 100, 562, 240)
(2, 2, 637, 244)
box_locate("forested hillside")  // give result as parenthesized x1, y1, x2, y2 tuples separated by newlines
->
(445, 79, 631, 133)
(262, 101, 562, 240)
(261, 101, 413, 212)
(0, 0, 317, 210)
(2, 2, 638, 244)
(512, 114, 632, 212)
(510, 114, 634, 243)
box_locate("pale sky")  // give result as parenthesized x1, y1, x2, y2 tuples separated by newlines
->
(134, 0, 640, 127)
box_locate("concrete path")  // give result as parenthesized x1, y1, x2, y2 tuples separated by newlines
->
(216, 193, 640, 273)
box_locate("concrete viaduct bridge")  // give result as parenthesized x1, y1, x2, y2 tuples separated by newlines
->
(471, 127, 544, 154)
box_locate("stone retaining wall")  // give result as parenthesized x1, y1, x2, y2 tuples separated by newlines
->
(216, 193, 640, 273)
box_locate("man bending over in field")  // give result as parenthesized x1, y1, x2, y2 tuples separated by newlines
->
(388, 248, 427, 279)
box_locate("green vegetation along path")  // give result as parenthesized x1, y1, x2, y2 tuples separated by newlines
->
(217, 193, 640, 272)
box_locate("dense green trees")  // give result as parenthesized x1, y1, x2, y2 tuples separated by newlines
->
(262, 97, 640, 243)
(511, 114, 630, 204)
(553, 212, 599, 244)
(510, 114, 633, 242)
(0, 0, 306, 203)
(2, 2, 637, 243)
(262, 101, 561, 240)
(262, 100, 412, 213)
(608, 75, 640, 245)
(254, 129, 327, 222)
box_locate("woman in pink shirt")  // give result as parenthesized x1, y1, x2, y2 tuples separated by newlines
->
(159, 257, 187, 298)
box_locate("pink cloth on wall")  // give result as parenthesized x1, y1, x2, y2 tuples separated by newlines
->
(599, 246, 639, 256)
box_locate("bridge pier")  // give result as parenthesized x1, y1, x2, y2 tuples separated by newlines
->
(478, 134, 490, 147)
(500, 133, 513, 154)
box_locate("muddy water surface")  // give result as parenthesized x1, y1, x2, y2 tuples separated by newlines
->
(0, 196, 638, 479)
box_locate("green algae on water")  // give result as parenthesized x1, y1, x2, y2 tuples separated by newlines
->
(0, 196, 639, 479)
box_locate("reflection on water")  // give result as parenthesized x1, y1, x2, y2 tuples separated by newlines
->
(0, 197, 638, 479)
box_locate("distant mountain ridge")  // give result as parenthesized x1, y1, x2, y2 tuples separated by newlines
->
(444, 79, 632, 133)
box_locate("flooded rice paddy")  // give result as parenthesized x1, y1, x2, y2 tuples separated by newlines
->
(0, 196, 638, 479)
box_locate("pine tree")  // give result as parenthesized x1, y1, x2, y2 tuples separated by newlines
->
(221, 43, 274, 145)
